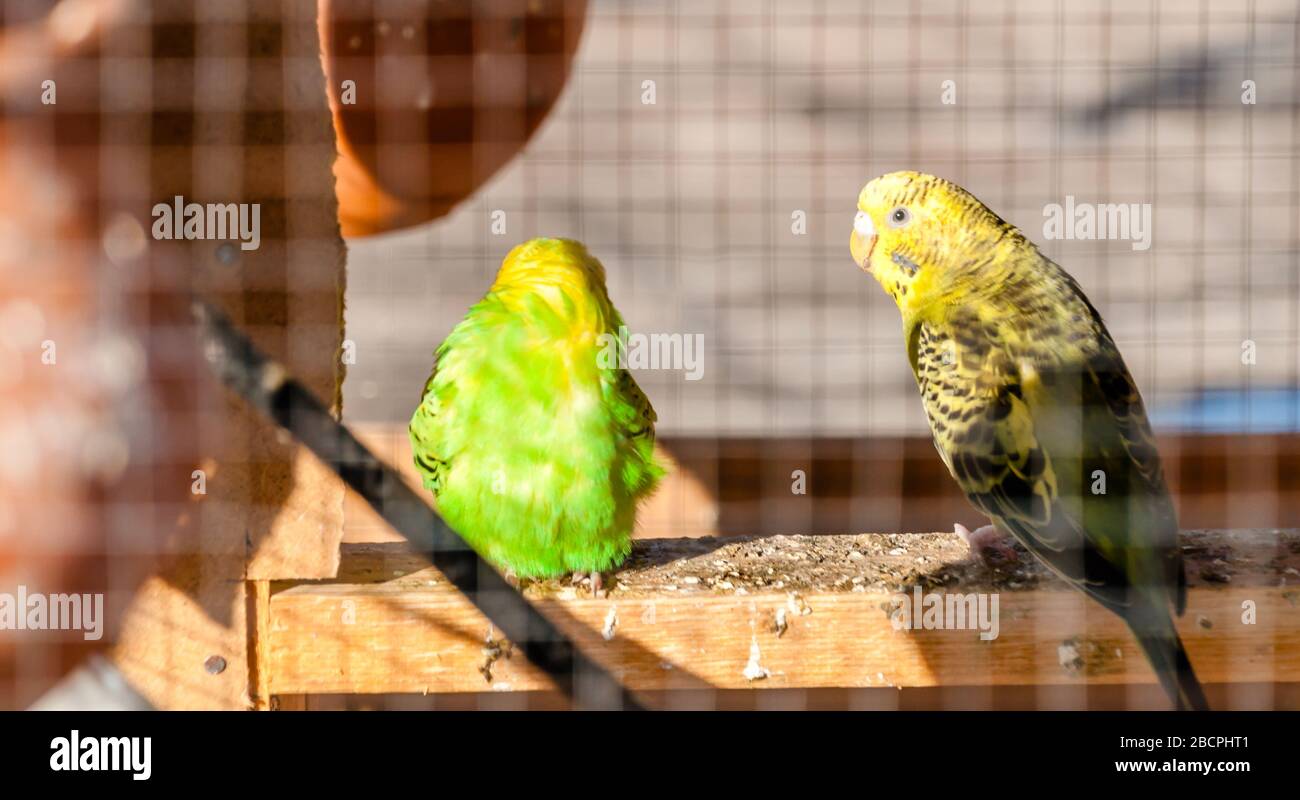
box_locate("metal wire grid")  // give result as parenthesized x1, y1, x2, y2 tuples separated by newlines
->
(346, 0, 1300, 442)
(0, 0, 1295, 710)
(337, 0, 1300, 555)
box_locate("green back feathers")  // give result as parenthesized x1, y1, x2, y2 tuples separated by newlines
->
(409, 238, 664, 578)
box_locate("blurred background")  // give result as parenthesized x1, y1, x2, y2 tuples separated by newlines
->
(2, 0, 1297, 712)
(342, 0, 1300, 541)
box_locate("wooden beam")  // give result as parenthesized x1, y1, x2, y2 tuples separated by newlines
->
(267, 530, 1300, 697)
(248, 580, 273, 711)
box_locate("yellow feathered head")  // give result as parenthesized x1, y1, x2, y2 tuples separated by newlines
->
(490, 238, 616, 334)
(851, 171, 1027, 319)
(495, 237, 608, 291)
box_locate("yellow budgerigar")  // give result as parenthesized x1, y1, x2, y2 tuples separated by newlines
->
(851, 171, 1208, 710)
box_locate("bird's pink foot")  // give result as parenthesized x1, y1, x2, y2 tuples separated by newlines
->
(955, 522, 1019, 568)
(570, 571, 606, 597)
(503, 569, 521, 590)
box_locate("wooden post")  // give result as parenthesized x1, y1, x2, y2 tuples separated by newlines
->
(106, 0, 348, 710)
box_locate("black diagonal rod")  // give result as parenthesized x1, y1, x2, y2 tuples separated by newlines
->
(192, 300, 643, 711)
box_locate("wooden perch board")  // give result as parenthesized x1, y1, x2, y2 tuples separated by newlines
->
(267, 530, 1300, 697)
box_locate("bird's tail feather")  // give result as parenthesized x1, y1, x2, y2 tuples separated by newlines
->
(1126, 607, 1209, 711)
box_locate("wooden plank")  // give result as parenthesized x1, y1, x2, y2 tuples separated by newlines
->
(113, 559, 252, 711)
(272, 694, 308, 711)
(268, 530, 1300, 696)
(248, 580, 273, 710)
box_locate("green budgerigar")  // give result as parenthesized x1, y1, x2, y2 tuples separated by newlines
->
(851, 171, 1208, 710)
(409, 238, 664, 590)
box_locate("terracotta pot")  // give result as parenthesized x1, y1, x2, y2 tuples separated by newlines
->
(318, 0, 587, 237)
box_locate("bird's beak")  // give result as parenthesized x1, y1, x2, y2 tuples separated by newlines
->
(850, 211, 876, 272)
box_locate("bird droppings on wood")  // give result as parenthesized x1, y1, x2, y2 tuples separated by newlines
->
(479, 628, 512, 684)
(742, 635, 770, 682)
(786, 593, 813, 617)
(1058, 635, 1125, 677)
(773, 606, 789, 637)
(1058, 640, 1084, 674)
(601, 606, 619, 641)
(1200, 558, 1233, 584)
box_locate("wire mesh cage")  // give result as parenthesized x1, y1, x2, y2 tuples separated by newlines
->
(1, 0, 1298, 713)
(346, 0, 1300, 536)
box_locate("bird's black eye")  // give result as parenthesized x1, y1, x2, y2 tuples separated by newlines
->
(888, 207, 911, 227)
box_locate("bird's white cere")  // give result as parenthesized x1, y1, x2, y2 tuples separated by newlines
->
(853, 210, 875, 238)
